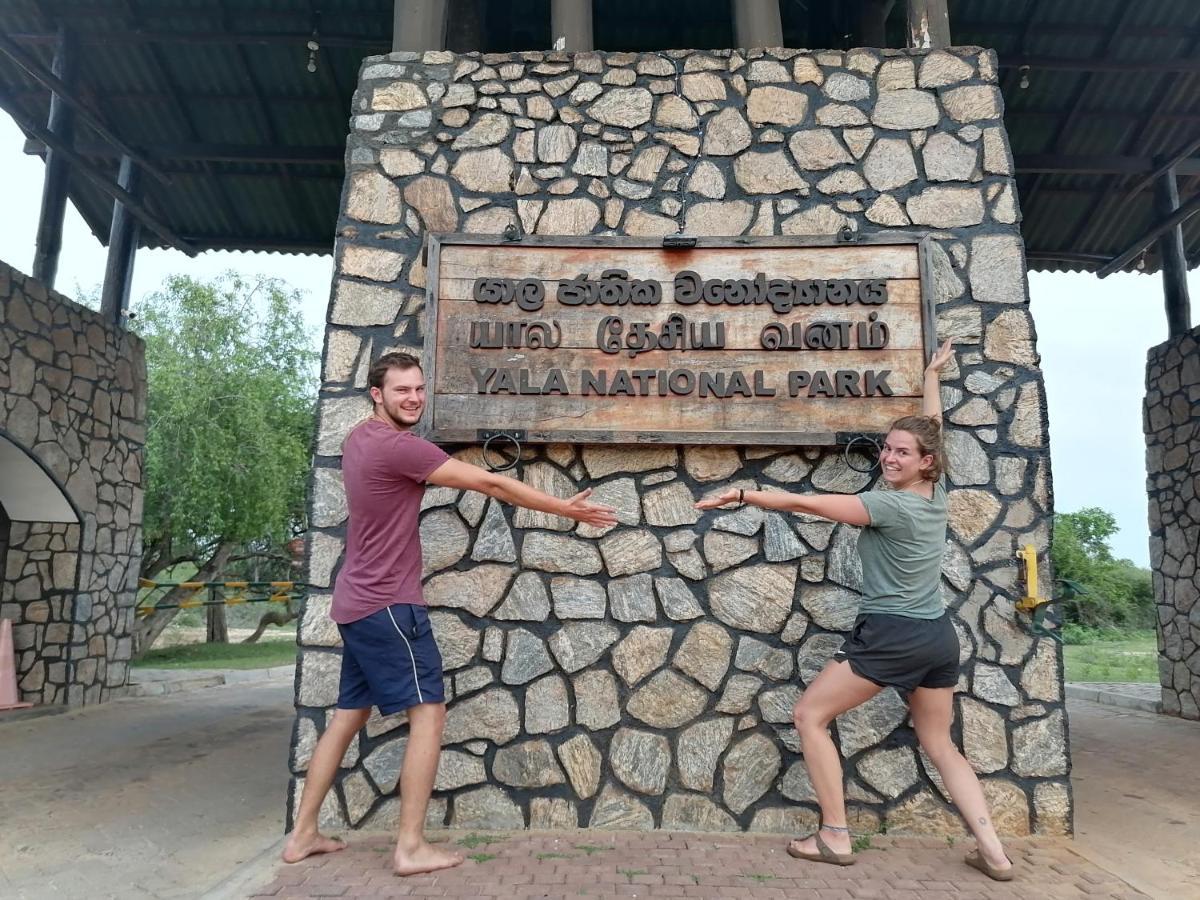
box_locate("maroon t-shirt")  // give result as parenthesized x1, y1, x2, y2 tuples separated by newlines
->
(331, 418, 449, 624)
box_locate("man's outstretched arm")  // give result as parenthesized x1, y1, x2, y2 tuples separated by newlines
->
(426, 458, 617, 528)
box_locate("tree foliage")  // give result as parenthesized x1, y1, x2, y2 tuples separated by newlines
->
(132, 274, 317, 651)
(1052, 507, 1154, 631)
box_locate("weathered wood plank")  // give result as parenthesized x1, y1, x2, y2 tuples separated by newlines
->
(437, 276, 923, 307)
(435, 350, 925, 396)
(435, 301, 925, 354)
(432, 392, 922, 439)
(438, 243, 921, 282)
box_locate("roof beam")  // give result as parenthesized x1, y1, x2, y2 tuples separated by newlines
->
(1014, 154, 1200, 177)
(1097, 189, 1200, 278)
(24, 139, 345, 165)
(0, 30, 170, 184)
(1021, 3, 1139, 211)
(1065, 29, 1200, 253)
(0, 85, 195, 254)
(1000, 55, 1200, 74)
(957, 21, 1200, 41)
(7, 30, 389, 50)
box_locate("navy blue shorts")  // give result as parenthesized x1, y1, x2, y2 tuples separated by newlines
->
(336, 603, 444, 714)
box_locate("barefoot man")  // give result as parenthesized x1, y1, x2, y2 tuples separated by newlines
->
(282, 352, 617, 875)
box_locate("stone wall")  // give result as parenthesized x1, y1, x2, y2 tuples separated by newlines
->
(1145, 325, 1200, 720)
(294, 45, 1069, 836)
(0, 261, 146, 705)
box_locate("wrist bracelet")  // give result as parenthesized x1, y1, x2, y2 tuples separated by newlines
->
(738, 488, 745, 505)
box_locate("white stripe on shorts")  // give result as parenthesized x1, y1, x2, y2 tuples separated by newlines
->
(386, 606, 424, 705)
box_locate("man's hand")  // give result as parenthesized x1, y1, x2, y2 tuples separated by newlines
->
(925, 338, 954, 376)
(694, 488, 741, 511)
(562, 488, 618, 527)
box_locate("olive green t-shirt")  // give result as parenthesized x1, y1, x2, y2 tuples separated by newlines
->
(856, 478, 948, 620)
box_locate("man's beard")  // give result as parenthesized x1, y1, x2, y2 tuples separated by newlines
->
(378, 403, 422, 429)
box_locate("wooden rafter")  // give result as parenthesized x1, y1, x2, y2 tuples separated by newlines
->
(1021, 3, 1142, 212)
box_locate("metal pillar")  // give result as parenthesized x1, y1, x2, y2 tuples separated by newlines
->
(392, 0, 448, 52)
(1155, 166, 1193, 337)
(32, 27, 76, 287)
(100, 156, 140, 327)
(551, 0, 593, 51)
(906, 0, 951, 49)
(732, 0, 783, 49)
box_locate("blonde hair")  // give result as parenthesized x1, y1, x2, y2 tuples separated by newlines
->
(888, 415, 947, 482)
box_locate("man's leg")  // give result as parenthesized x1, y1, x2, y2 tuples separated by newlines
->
(392, 701, 463, 875)
(282, 706, 371, 863)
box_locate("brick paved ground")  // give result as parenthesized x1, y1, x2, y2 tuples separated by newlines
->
(249, 831, 1148, 900)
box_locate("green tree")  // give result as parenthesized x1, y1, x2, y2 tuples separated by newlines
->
(1052, 507, 1154, 630)
(131, 274, 317, 654)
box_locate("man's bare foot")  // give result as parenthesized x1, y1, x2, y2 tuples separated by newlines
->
(393, 840, 464, 876)
(281, 831, 346, 864)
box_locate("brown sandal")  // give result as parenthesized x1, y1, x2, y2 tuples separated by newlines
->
(786, 831, 856, 867)
(965, 848, 1014, 881)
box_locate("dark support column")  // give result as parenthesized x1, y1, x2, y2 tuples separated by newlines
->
(551, 0, 593, 51)
(906, 0, 951, 49)
(859, 0, 896, 48)
(392, 0, 448, 52)
(446, 0, 484, 52)
(100, 156, 140, 327)
(732, 0, 783, 49)
(1155, 165, 1193, 337)
(32, 27, 77, 288)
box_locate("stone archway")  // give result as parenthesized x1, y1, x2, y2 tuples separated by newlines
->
(0, 261, 146, 705)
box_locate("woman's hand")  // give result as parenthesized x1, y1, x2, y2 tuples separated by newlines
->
(694, 488, 741, 511)
(925, 338, 954, 376)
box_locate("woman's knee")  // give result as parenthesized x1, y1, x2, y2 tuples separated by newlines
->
(919, 734, 959, 766)
(792, 698, 831, 731)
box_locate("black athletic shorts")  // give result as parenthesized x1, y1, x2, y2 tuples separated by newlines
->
(834, 611, 959, 697)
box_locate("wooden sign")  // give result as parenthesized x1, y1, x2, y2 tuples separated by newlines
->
(423, 234, 937, 445)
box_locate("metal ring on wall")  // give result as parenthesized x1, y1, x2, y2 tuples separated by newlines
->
(843, 434, 882, 473)
(481, 432, 522, 472)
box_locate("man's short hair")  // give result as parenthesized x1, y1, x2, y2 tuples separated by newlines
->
(368, 352, 423, 391)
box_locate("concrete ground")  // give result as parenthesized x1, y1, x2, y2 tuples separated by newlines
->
(0, 681, 294, 900)
(2, 684, 1196, 900)
(1068, 697, 1200, 899)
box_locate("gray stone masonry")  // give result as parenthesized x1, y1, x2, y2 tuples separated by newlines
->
(1144, 325, 1200, 720)
(0, 261, 146, 705)
(293, 45, 1067, 837)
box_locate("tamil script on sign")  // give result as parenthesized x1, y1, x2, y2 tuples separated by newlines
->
(425, 237, 934, 445)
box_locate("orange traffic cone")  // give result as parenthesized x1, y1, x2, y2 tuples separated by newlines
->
(0, 618, 32, 711)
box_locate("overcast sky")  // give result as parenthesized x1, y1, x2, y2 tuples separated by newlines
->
(2, 113, 1192, 567)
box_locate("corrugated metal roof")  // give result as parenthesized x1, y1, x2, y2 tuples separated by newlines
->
(0, 0, 1198, 271)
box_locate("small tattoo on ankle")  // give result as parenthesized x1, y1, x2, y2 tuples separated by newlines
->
(978, 817, 988, 825)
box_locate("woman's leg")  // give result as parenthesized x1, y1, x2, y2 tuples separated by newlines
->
(909, 686, 1011, 870)
(789, 661, 883, 855)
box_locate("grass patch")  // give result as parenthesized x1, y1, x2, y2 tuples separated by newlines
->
(467, 852, 496, 864)
(743, 873, 775, 883)
(132, 640, 296, 670)
(456, 833, 505, 850)
(1064, 633, 1157, 683)
(619, 868, 647, 883)
(536, 851, 574, 861)
(574, 844, 606, 856)
(852, 834, 873, 853)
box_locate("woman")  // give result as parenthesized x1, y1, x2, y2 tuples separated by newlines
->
(695, 339, 1013, 881)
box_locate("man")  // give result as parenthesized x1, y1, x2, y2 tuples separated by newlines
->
(282, 351, 616, 875)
